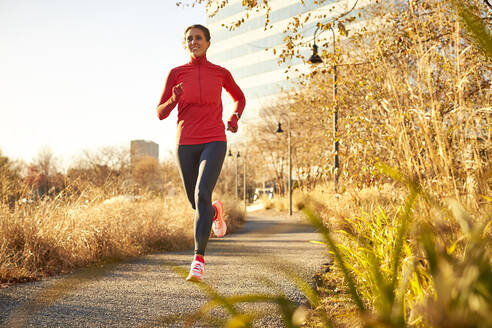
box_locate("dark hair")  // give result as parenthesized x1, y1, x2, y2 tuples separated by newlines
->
(184, 24, 211, 42)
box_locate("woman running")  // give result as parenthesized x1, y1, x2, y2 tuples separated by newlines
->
(156, 24, 246, 282)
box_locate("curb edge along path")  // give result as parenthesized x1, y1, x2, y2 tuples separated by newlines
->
(0, 209, 327, 328)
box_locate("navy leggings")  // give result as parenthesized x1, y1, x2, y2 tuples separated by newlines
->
(176, 141, 227, 256)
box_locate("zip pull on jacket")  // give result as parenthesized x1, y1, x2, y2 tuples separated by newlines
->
(157, 55, 246, 145)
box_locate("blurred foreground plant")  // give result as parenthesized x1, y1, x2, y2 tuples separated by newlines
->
(418, 199, 492, 328)
(305, 165, 491, 327)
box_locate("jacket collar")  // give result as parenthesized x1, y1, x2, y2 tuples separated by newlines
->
(189, 55, 208, 65)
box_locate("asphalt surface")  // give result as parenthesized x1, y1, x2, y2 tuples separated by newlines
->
(0, 210, 327, 327)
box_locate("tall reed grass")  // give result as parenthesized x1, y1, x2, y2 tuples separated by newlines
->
(244, 0, 490, 208)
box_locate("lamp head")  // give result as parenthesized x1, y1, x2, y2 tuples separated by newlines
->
(275, 122, 284, 133)
(308, 43, 323, 64)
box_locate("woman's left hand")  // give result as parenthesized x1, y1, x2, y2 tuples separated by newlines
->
(227, 114, 238, 133)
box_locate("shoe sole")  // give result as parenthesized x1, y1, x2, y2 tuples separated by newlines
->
(186, 275, 202, 282)
(213, 201, 226, 237)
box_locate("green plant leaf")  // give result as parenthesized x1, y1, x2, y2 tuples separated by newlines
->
(309, 240, 329, 246)
(452, 0, 492, 60)
(446, 235, 465, 255)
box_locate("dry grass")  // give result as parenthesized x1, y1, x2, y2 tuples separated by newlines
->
(259, 195, 274, 209)
(0, 189, 245, 285)
(0, 194, 191, 284)
(266, 182, 401, 224)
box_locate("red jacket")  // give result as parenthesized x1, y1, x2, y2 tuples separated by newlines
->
(158, 56, 246, 145)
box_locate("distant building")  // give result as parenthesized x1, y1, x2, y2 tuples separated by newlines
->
(130, 140, 159, 167)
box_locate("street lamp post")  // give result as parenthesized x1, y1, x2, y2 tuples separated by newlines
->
(331, 25, 339, 194)
(309, 23, 339, 193)
(275, 116, 292, 216)
(243, 154, 247, 212)
(228, 149, 240, 199)
(236, 152, 239, 200)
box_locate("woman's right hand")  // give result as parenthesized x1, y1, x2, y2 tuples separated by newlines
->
(172, 82, 184, 99)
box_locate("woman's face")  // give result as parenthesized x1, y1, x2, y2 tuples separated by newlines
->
(186, 28, 210, 58)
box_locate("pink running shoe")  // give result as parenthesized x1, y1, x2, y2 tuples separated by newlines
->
(212, 200, 227, 237)
(186, 259, 204, 282)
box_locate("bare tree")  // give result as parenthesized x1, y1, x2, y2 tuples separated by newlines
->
(34, 146, 58, 178)
(75, 145, 131, 171)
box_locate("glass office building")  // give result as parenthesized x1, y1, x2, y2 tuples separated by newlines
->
(206, 0, 370, 123)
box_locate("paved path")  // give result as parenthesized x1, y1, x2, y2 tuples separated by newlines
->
(0, 211, 327, 327)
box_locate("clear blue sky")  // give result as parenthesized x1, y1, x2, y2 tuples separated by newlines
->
(0, 0, 206, 167)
